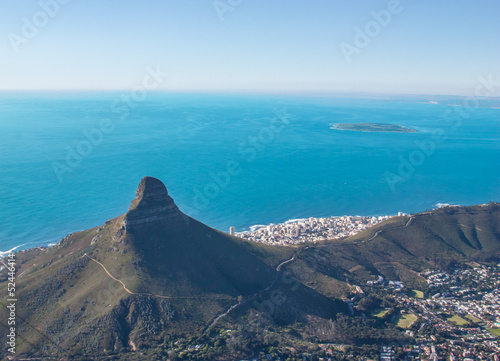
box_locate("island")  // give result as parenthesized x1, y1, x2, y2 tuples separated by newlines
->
(331, 122, 417, 133)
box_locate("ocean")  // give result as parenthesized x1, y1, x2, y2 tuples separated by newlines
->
(0, 92, 499, 253)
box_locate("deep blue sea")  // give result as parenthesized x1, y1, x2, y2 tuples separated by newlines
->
(0, 92, 499, 253)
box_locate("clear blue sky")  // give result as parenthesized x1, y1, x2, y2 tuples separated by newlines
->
(1, 0, 499, 95)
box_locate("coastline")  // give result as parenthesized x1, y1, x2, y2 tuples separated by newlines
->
(236, 213, 402, 245)
(246, 214, 394, 233)
(239, 202, 465, 232)
(235, 202, 496, 246)
(0, 244, 27, 258)
(1, 202, 488, 257)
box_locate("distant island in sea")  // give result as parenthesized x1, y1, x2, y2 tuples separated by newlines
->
(331, 122, 418, 133)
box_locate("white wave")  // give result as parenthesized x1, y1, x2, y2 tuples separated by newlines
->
(434, 202, 461, 208)
(249, 224, 266, 232)
(242, 213, 396, 234)
(284, 218, 307, 224)
(0, 244, 27, 259)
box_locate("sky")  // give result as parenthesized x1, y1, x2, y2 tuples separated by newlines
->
(0, 0, 499, 95)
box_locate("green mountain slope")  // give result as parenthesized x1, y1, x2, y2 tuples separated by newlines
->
(0, 177, 341, 359)
(0, 177, 498, 360)
(290, 203, 500, 295)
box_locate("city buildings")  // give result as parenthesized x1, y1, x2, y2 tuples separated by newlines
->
(235, 215, 393, 245)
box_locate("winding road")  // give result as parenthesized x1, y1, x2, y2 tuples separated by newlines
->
(208, 252, 298, 329)
(206, 217, 416, 329)
(367, 216, 414, 241)
(83, 253, 229, 300)
(276, 256, 295, 271)
(83, 251, 298, 330)
(84, 216, 416, 330)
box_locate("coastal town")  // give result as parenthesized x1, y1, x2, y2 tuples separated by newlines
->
(358, 263, 500, 360)
(229, 211, 500, 361)
(234, 214, 397, 245)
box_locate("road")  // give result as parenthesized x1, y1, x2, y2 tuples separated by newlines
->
(83, 253, 228, 300)
(276, 256, 295, 271)
(367, 216, 414, 241)
(86, 216, 415, 329)
(84, 251, 299, 330)
(208, 252, 298, 329)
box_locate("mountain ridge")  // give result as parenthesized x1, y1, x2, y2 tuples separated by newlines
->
(0, 177, 498, 360)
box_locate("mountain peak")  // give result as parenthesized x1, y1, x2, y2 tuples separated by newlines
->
(124, 176, 186, 232)
(130, 176, 171, 208)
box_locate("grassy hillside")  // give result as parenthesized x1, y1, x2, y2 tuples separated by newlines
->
(0, 182, 498, 360)
(290, 203, 500, 296)
(0, 176, 335, 359)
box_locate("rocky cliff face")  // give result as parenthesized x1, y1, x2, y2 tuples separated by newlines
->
(123, 176, 188, 233)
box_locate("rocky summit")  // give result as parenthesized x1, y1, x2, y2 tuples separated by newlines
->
(124, 176, 188, 233)
(0, 177, 498, 360)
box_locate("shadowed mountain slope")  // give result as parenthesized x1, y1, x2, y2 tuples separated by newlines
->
(0, 177, 498, 359)
(0, 177, 341, 359)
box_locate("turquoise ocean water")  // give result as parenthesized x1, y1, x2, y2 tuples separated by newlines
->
(0, 92, 499, 252)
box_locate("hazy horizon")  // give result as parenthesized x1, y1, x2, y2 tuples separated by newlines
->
(1, 0, 499, 96)
(2, 89, 500, 99)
